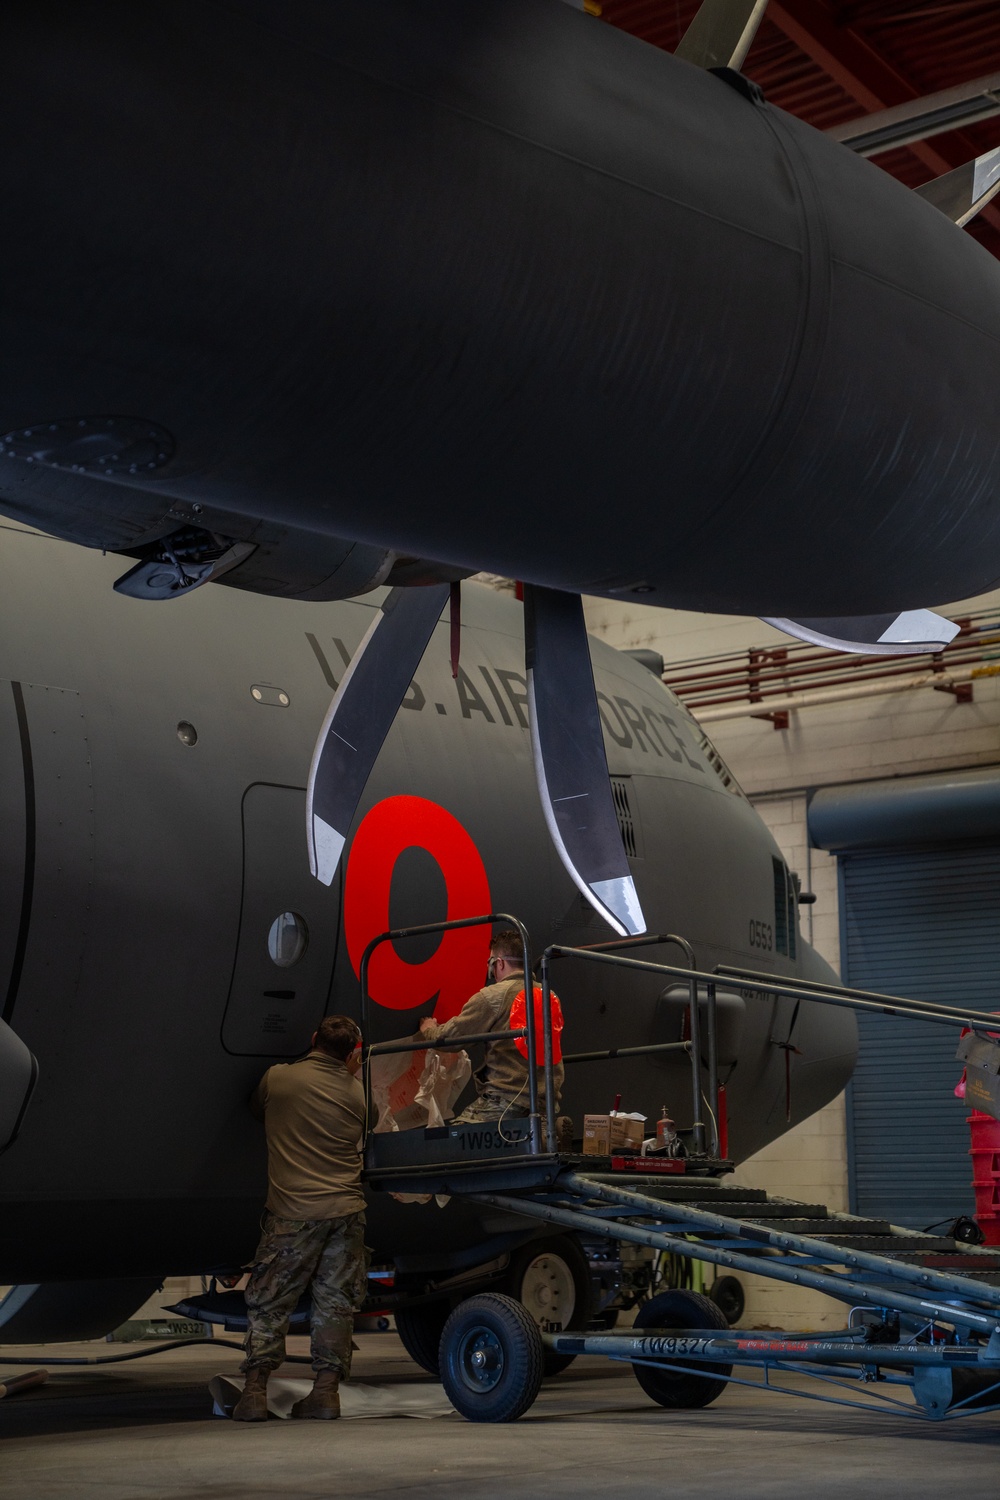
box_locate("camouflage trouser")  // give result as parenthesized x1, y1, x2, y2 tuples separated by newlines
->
(242, 1210, 370, 1376)
(452, 1088, 528, 1124)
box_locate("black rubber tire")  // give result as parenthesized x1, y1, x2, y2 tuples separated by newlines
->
(505, 1235, 593, 1377)
(395, 1300, 451, 1376)
(631, 1289, 732, 1410)
(708, 1275, 745, 1327)
(440, 1294, 544, 1423)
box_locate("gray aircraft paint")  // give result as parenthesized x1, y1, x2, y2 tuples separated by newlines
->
(0, 529, 854, 1286)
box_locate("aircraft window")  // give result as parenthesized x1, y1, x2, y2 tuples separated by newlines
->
(251, 684, 290, 707)
(267, 911, 309, 967)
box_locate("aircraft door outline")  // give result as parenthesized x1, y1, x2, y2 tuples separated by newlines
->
(222, 783, 342, 1057)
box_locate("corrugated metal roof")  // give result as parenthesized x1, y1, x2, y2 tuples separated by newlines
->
(601, 0, 1000, 256)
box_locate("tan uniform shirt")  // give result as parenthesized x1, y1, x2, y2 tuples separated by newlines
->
(251, 1051, 366, 1220)
(421, 971, 564, 1105)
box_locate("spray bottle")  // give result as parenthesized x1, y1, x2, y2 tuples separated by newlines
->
(656, 1105, 677, 1156)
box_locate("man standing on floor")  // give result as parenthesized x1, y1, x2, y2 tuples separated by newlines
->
(233, 1014, 369, 1422)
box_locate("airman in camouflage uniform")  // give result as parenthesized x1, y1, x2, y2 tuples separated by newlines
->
(234, 1015, 369, 1422)
(242, 1209, 370, 1379)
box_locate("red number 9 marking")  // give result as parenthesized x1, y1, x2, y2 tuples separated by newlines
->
(344, 795, 492, 1023)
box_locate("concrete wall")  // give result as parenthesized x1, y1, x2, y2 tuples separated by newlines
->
(584, 586, 1000, 1329)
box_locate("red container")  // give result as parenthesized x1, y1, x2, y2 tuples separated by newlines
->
(968, 1113, 1000, 1150)
(968, 1115, 1000, 1241)
(974, 1182, 1000, 1217)
(970, 1148, 1000, 1182)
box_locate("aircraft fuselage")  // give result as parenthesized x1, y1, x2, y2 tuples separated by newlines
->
(0, 533, 854, 1282)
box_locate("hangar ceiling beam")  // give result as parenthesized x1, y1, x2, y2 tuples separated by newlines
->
(829, 70, 1000, 156)
(768, 0, 1000, 229)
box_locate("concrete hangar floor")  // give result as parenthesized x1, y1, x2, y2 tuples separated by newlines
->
(3, 1329, 1000, 1500)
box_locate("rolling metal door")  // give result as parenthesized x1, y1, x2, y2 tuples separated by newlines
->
(841, 844, 1000, 1228)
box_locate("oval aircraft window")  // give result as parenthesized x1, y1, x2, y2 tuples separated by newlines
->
(267, 911, 309, 968)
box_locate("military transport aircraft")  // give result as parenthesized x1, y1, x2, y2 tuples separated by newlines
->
(3, 0, 999, 940)
(0, 530, 855, 1344)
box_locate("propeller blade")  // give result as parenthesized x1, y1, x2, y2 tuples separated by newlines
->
(914, 145, 1000, 227)
(524, 585, 646, 937)
(307, 584, 449, 884)
(762, 609, 960, 656)
(675, 0, 769, 73)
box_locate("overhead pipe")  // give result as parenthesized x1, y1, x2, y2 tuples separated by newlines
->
(692, 665, 999, 725)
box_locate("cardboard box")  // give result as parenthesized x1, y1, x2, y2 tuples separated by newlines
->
(582, 1112, 645, 1156)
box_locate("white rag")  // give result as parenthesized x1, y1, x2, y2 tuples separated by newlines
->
(209, 1375, 456, 1421)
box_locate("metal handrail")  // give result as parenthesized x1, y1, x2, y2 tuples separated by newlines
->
(713, 965, 1000, 1032)
(539, 941, 1000, 1161)
(543, 946, 1000, 1032)
(559, 934, 706, 1148)
(716, 963, 1000, 1027)
(367, 1028, 527, 1059)
(541, 935, 711, 1157)
(360, 921, 990, 1167)
(358, 912, 546, 1153)
(563, 1039, 691, 1064)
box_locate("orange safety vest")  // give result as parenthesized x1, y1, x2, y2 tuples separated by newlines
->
(509, 987, 564, 1067)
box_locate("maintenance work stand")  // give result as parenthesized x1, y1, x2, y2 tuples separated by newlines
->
(361, 914, 1000, 1424)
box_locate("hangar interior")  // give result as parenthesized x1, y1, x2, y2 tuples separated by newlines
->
(7, 0, 1000, 1489)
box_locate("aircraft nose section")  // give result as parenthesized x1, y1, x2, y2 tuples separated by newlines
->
(789, 942, 860, 1095)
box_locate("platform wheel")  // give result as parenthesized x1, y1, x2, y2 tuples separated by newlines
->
(440, 1294, 544, 1422)
(707, 1274, 745, 1326)
(505, 1235, 592, 1376)
(394, 1299, 451, 1375)
(631, 1289, 732, 1410)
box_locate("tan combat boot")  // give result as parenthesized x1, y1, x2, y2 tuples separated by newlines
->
(291, 1370, 341, 1420)
(232, 1366, 271, 1422)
